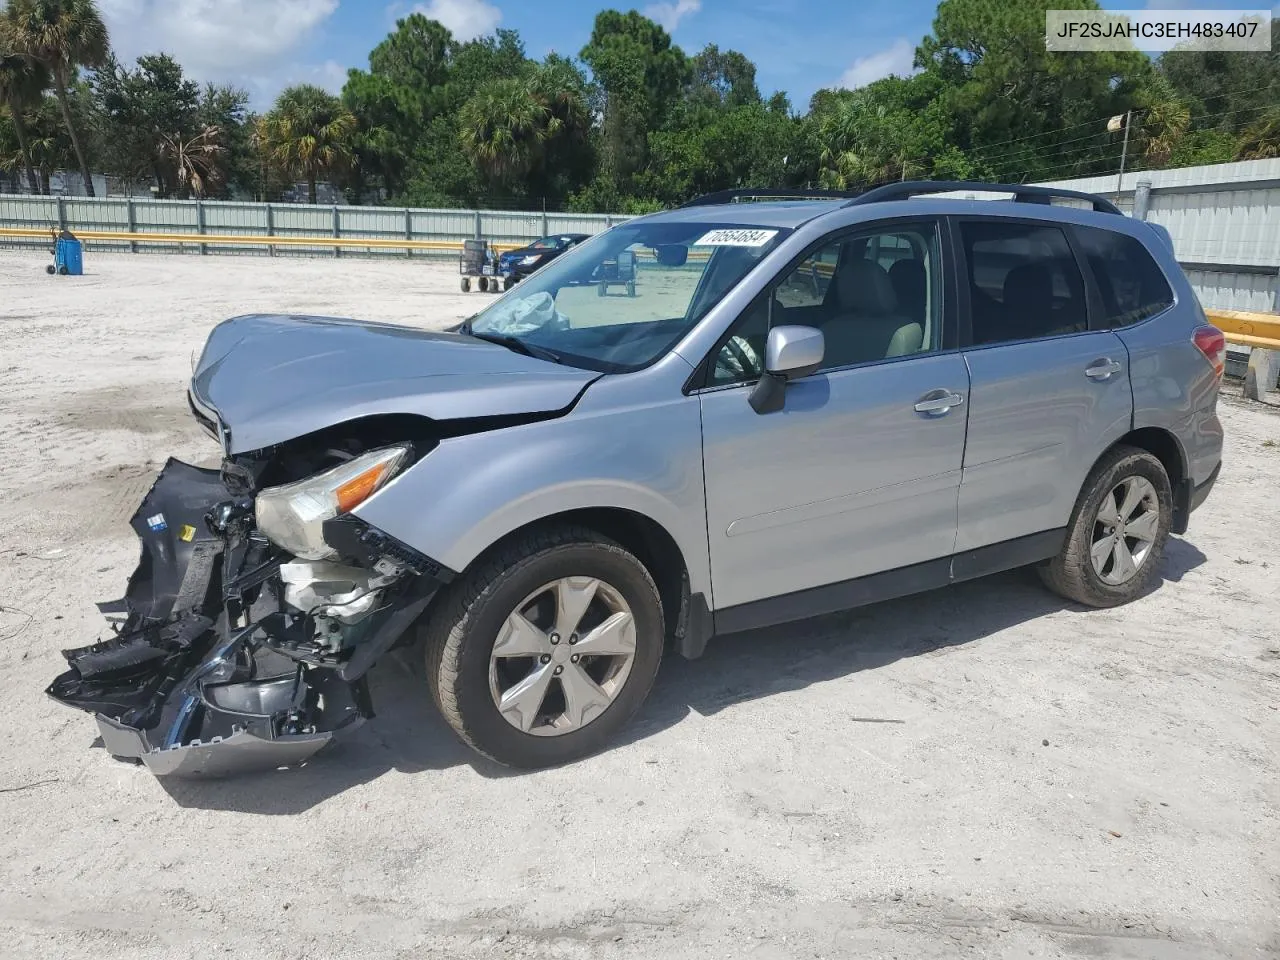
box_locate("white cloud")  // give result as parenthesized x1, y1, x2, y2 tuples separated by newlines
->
(97, 0, 341, 106)
(643, 0, 701, 33)
(837, 38, 916, 90)
(99, 0, 338, 75)
(409, 0, 502, 41)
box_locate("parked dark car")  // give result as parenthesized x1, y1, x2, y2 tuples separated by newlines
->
(498, 233, 591, 287)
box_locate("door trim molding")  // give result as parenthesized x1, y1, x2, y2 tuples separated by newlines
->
(712, 528, 1066, 636)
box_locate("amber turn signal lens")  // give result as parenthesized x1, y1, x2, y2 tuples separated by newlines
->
(335, 463, 391, 513)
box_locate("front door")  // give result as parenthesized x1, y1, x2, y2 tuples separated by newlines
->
(953, 216, 1134, 552)
(698, 219, 970, 616)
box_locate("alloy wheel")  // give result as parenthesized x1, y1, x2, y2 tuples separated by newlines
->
(1090, 476, 1160, 585)
(488, 576, 637, 736)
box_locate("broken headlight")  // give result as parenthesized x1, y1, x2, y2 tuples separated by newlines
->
(254, 444, 410, 560)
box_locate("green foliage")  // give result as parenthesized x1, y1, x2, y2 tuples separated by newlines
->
(580, 10, 690, 192)
(4, 0, 1279, 210)
(4, 0, 108, 194)
(259, 84, 357, 204)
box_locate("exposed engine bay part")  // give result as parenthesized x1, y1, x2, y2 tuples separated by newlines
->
(46, 457, 449, 778)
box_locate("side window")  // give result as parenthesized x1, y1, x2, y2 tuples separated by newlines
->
(961, 221, 1088, 346)
(1074, 225, 1175, 326)
(710, 221, 942, 384)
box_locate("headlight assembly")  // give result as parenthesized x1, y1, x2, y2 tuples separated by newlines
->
(520, 255, 540, 265)
(255, 445, 411, 560)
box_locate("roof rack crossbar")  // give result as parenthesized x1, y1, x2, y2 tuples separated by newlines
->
(844, 180, 1123, 215)
(680, 188, 861, 207)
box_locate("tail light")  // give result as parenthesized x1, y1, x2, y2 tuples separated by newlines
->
(1192, 324, 1226, 379)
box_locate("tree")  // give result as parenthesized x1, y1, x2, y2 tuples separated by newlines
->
(198, 82, 250, 197)
(689, 44, 760, 108)
(260, 84, 357, 204)
(0, 35, 49, 193)
(158, 125, 224, 198)
(1236, 107, 1280, 160)
(916, 0, 1151, 182)
(4, 0, 109, 196)
(91, 52, 200, 194)
(580, 10, 690, 192)
(456, 57, 592, 202)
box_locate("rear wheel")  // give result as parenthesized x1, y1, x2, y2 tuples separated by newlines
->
(460, 277, 471, 293)
(424, 527, 664, 768)
(1039, 445, 1172, 607)
(478, 276, 489, 293)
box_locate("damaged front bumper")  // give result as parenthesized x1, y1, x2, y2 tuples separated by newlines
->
(46, 458, 447, 778)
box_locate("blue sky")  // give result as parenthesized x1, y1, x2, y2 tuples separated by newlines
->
(97, 0, 1275, 109)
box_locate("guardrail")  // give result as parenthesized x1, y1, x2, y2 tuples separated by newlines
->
(1205, 309, 1279, 401)
(1204, 309, 1280, 350)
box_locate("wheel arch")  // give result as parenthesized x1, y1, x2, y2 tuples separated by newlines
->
(451, 506, 699, 657)
(1098, 426, 1190, 533)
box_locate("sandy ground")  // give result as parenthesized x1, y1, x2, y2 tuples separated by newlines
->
(0, 250, 1277, 960)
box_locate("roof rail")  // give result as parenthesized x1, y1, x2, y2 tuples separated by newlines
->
(681, 187, 861, 207)
(845, 180, 1123, 215)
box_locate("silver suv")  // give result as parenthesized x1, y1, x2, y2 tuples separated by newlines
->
(48, 181, 1225, 776)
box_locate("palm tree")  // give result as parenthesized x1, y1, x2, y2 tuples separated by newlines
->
(259, 85, 357, 204)
(458, 76, 553, 187)
(4, 0, 108, 196)
(1237, 108, 1280, 161)
(159, 125, 225, 198)
(0, 35, 49, 193)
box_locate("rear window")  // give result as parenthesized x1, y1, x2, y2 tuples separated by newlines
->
(960, 221, 1088, 345)
(1074, 226, 1175, 326)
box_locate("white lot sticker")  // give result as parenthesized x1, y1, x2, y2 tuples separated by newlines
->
(694, 228, 778, 247)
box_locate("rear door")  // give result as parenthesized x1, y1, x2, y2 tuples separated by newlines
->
(953, 216, 1133, 553)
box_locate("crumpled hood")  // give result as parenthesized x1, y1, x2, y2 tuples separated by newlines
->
(190, 314, 598, 453)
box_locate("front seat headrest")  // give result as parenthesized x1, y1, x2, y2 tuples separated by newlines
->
(836, 259, 899, 316)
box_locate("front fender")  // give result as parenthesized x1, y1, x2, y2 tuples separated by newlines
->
(352, 393, 712, 598)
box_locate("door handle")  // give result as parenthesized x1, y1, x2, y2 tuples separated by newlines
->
(914, 391, 965, 415)
(1085, 358, 1122, 380)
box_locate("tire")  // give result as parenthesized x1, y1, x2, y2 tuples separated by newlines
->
(460, 277, 471, 293)
(46, 264, 56, 275)
(627, 280, 636, 297)
(597, 283, 606, 297)
(423, 526, 664, 768)
(478, 276, 489, 293)
(1038, 445, 1173, 607)
(58, 264, 69, 275)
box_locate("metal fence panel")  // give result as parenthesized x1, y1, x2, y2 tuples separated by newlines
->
(1186, 269, 1279, 313)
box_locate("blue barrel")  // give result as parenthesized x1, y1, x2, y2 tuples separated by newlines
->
(55, 235, 83, 275)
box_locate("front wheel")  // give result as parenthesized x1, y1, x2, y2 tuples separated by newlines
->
(460, 277, 471, 293)
(1039, 445, 1172, 607)
(423, 527, 664, 768)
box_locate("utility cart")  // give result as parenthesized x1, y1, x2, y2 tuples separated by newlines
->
(459, 239, 498, 293)
(597, 249, 637, 297)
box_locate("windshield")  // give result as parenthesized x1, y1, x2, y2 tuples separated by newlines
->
(468, 220, 790, 372)
(528, 237, 560, 250)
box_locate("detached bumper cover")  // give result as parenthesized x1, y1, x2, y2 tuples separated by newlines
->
(46, 458, 443, 778)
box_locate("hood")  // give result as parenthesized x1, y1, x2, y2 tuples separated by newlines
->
(502, 246, 546, 260)
(190, 314, 598, 453)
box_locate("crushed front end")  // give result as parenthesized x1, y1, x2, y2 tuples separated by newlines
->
(47, 441, 450, 778)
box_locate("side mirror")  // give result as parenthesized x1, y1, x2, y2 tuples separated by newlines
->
(749, 325, 824, 414)
(653, 244, 689, 267)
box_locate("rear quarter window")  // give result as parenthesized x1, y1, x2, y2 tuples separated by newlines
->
(1074, 226, 1175, 327)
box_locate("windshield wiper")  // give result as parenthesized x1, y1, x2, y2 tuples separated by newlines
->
(467, 331, 563, 364)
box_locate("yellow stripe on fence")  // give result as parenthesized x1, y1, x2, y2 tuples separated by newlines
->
(0, 226, 525, 253)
